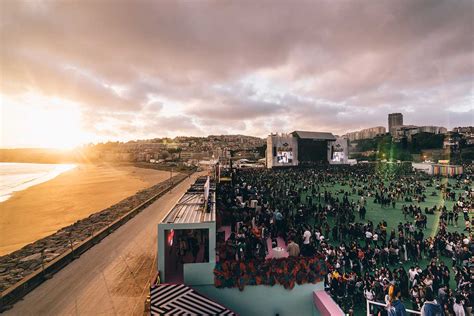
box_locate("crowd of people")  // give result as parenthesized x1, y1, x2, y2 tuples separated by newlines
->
(215, 164, 473, 315)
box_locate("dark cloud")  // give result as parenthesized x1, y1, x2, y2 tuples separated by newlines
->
(1, 0, 472, 141)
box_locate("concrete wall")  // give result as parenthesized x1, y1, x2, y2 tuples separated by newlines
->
(183, 262, 215, 285)
(192, 283, 323, 316)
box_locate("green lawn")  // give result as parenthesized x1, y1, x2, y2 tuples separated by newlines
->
(295, 178, 471, 314)
(299, 178, 470, 237)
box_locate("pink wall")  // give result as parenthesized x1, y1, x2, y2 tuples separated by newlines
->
(313, 290, 344, 316)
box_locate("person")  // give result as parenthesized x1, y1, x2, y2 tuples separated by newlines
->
(274, 209, 284, 235)
(408, 266, 418, 287)
(302, 229, 312, 256)
(387, 286, 407, 316)
(189, 233, 200, 263)
(303, 229, 311, 245)
(177, 236, 188, 263)
(453, 296, 466, 316)
(287, 239, 300, 257)
(360, 205, 367, 220)
(421, 288, 443, 316)
(364, 287, 376, 315)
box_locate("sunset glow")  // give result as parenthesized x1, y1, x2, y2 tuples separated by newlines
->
(1, 1, 473, 148)
(1, 93, 92, 149)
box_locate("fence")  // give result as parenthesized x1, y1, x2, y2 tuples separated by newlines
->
(366, 299, 421, 315)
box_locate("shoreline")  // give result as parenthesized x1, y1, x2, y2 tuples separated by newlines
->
(0, 163, 172, 256)
(0, 162, 77, 203)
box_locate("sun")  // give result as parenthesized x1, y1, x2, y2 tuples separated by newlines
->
(1, 93, 92, 149)
(37, 105, 84, 149)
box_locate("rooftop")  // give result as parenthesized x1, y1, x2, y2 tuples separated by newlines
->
(161, 176, 216, 224)
(291, 130, 336, 140)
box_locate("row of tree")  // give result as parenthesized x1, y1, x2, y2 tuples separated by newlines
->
(352, 132, 472, 162)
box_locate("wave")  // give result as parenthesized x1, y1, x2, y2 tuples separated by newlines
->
(0, 163, 76, 202)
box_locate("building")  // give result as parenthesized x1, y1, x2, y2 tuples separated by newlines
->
(418, 126, 448, 134)
(392, 125, 420, 140)
(344, 126, 386, 141)
(388, 113, 404, 135)
(180, 151, 209, 160)
(453, 126, 474, 134)
(392, 125, 447, 140)
(157, 176, 216, 284)
(443, 132, 462, 151)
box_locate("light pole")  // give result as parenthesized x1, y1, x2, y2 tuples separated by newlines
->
(169, 167, 173, 191)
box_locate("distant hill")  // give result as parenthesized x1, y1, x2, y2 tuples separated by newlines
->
(0, 134, 265, 164)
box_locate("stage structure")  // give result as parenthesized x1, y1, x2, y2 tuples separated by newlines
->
(266, 133, 299, 168)
(328, 137, 350, 165)
(266, 131, 349, 168)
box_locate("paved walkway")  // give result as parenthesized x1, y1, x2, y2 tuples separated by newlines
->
(6, 173, 203, 316)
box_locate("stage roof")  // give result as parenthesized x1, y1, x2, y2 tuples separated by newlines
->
(292, 131, 336, 140)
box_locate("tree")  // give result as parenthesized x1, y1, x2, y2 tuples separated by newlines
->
(410, 133, 443, 153)
(160, 151, 170, 159)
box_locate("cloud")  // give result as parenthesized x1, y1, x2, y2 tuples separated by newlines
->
(1, 0, 472, 145)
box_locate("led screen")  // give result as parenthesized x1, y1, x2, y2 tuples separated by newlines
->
(276, 147, 293, 163)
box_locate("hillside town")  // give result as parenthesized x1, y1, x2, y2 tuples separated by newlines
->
(1, 115, 473, 168)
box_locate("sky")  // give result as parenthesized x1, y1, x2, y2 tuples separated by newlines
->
(1, 0, 473, 148)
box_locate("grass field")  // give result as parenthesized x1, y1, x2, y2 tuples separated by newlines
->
(298, 178, 470, 238)
(295, 177, 471, 313)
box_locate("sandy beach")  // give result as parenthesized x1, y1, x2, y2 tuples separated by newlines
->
(0, 164, 172, 256)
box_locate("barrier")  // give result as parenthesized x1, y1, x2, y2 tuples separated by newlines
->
(313, 290, 344, 316)
(366, 299, 421, 315)
(0, 174, 189, 312)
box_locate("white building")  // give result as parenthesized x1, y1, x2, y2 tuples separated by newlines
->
(344, 126, 386, 141)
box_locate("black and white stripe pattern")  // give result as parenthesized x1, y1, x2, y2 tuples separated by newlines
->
(150, 284, 235, 315)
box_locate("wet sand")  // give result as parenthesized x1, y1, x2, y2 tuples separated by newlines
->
(0, 164, 171, 255)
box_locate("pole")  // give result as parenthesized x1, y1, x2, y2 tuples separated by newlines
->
(40, 249, 51, 279)
(169, 167, 173, 192)
(41, 249, 45, 276)
(69, 232, 78, 259)
(68, 232, 74, 253)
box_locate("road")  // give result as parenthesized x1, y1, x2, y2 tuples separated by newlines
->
(6, 173, 202, 316)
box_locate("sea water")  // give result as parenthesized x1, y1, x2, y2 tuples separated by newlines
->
(0, 162, 76, 202)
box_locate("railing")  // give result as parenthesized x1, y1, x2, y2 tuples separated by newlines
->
(366, 299, 421, 315)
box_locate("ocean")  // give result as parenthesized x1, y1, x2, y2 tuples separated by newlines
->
(0, 162, 76, 203)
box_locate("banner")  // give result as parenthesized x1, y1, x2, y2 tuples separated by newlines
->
(204, 176, 210, 202)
